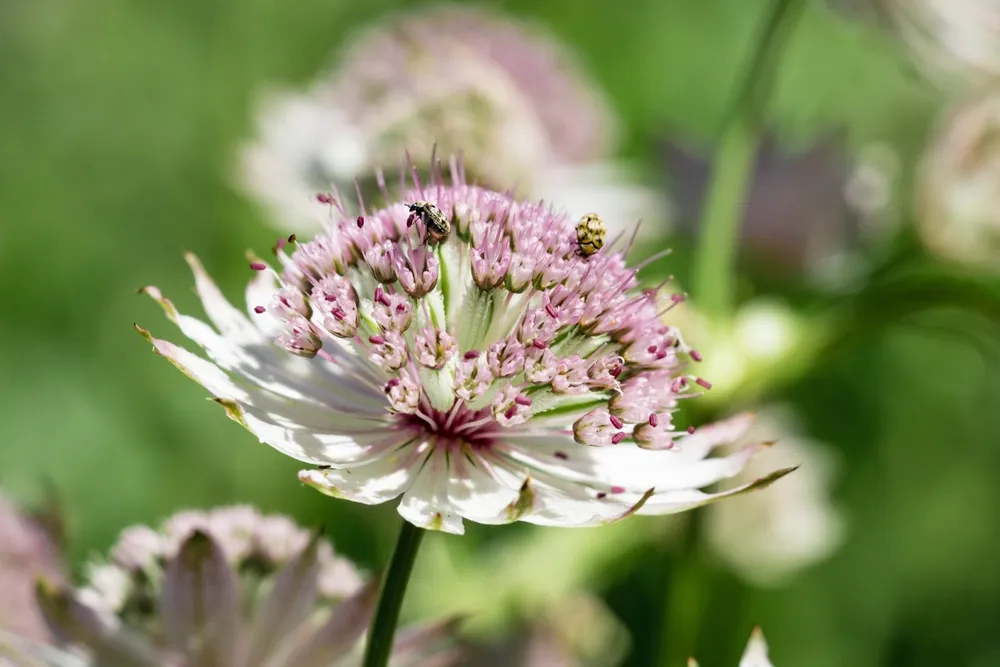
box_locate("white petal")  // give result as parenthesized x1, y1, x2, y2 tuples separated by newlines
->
(738, 628, 773, 667)
(638, 467, 796, 515)
(672, 413, 757, 463)
(144, 286, 384, 415)
(245, 268, 285, 338)
(444, 449, 523, 524)
(138, 327, 392, 465)
(300, 438, 428, 504)
(136, 326, 250, 401)
(186, 253, 267, 346)
(397, 449, 465, 535)
(498, 435, 759, 492)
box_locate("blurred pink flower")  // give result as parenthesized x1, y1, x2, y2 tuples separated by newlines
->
(30, 506, 457, 667)
(238, 5, 667, 239)
(0, 492, 64, 643)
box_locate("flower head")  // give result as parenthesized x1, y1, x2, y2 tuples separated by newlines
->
(30, 506, 456, 667)
(139, 165, 792, 535)
(238, 5, 667, 238)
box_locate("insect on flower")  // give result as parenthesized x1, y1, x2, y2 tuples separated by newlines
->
(576, 212, 606, 257)
(409, 200, 451, 243)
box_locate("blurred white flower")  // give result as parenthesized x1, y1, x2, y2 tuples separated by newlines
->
(918, 94, 1000, 271)
(705, 406, 845, 587)
(689, 627, 773, 667)
(881, 0, 1000, 91)
(238, 4, 669, 239)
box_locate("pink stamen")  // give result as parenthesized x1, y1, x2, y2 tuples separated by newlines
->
(610, 485, 625, 494)
(514, 395, 532, 406)
(464, 350, 479, 360)
(356, 216, 365, 228)
(695, 378, 712, 389)
(649, 413, 658, 427)
(687, 426, 696, 434)
(504, 405, 518, 419)
(554, 451, 569, 460)
(611, 432, 626, 444)
(316, 193, 335, 204)
(532, 340, 547, 350)
(249, 262, 267, 271)
(690, 349, 703, 362)
(369, 335, 386, 345)
(609, 414, 623, 429)
(545, 303, 558, 318)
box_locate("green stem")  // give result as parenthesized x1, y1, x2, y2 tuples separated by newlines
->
(691, 0, 806, 321)
(361, 520, 425, 667)
(657, 515, 706, 667)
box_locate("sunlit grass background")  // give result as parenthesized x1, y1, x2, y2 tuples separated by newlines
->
(2, 0, 1000, 665)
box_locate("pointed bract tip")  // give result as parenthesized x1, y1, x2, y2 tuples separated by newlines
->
(211, 397, 249, 430)
(133, 323, 153, 342)
(137, 285, 178, 321)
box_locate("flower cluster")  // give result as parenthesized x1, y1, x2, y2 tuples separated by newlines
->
(139, 163, 791, 535)
(26, 506, 456, 667)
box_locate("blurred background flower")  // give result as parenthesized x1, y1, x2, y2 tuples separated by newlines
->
(0, 492, 64, 643)
(918, 94, 1000, 271)
(704, 406, 845, 587)
(469, 594, 629, 667)
(238, 4, 669, 239)
(29, 506, 458, 667)
(878, 0, 1000, 92)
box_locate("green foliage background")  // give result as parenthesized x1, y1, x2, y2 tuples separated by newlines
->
(2, 0, 999, 665)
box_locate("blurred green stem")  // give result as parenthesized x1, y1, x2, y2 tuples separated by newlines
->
(665, 1, 805, 665)
(691, 0, 806, 321)
(657, 516, 706, 667)
(362, 521, 425, 667)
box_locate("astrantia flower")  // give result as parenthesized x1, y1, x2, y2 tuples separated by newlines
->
(238, 4, 667, 238)
(139, 165, 792, 535)
(28, 506, 456, 667)
(704, 406, 845, 587)
(918, 94, 1000, 271)
(689, 627, 773, 667)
